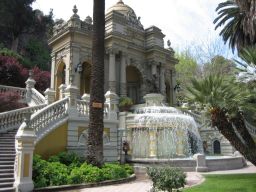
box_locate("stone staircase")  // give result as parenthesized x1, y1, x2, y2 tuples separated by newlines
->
(0, 129, 17, 192)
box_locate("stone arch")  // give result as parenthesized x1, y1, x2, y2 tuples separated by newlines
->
(213, 139, 221, 154)
(126, 65, 143, 104)
(55, 60, 66, 100)
(80, 62, 91, 95)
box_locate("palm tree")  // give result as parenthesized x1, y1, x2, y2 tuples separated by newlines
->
(214, 0, 256, 52)
(186, 75, 256, 166)
(236, 46, 256, 84)
(87, 0, 105, 167)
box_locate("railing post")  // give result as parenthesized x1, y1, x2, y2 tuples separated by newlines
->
(59, 84, 67, 100)
(25, 70, 36, 104)
(105, 90, 119, 120)
(44, 88, 56, 105)
(14, 112, 36, 192)
(65, 84, 79, 117)
(193, 153, 208, 172)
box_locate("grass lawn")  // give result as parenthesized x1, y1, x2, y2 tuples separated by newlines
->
(183, 174, 256, 192)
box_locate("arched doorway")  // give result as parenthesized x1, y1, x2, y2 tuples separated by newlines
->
(126, 66, 142, 104)
(80, 62, 91, 95)
(213, 140, 221, 154)
(55, 61, 66, 100)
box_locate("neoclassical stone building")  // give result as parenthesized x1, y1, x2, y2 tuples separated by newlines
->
(48, 0, 178, 105)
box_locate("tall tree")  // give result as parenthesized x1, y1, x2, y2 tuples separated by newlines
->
(87, 0, 105, 167)
(0, 0, 35, 51)
(213, 0, 256, 52)
(186, 75, 256, 166)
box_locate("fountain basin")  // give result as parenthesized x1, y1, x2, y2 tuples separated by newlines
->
(130, 156, 246, 172)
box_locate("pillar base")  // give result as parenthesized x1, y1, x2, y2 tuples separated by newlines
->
(14, 180, 34, 192)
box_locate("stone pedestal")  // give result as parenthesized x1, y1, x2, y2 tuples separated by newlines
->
(65, 85, 79, 117)
(59, 84, 67, 100)
(193, 153, 208, 172)
(14, 114, 36, 192)
(105, 90, 119, 120)
(44, 88, 56, 104)
(25, 70, 36, 103)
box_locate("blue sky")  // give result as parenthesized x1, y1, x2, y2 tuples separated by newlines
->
(33, 0, 235, 61)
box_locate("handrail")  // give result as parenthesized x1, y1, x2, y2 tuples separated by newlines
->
(0, 85, 26, 100)
(0, 104, 46, 133)
(31, 88, 46, 105)
(18, 98, 69, 140)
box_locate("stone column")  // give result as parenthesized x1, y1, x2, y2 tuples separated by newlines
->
(108, 50, 116, 92)
(149, 129, 157, 157)
(151, 62, 157, 75)
(160, 66, 166, 96)
(50, 53, 56, 89)
(120, 53, 127, 97)
(171, 70, 177, 106)
(14, 113, 36, 192)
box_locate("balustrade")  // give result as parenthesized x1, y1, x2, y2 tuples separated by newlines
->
(31, 88, 46, 105)
(76, 99, 110, 119)
(0, 85, 26, 100)
(21, 98, 69, 138)
(0, 105, 46, 133)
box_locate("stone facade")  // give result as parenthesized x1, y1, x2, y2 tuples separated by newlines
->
(48, 0, 234, 156)
(48, 1, 178, 105)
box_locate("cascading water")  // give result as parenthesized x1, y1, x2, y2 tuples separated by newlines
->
(127, 94, 203, 159)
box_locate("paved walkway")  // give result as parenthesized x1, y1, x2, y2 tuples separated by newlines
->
(67, 162, 256, 192)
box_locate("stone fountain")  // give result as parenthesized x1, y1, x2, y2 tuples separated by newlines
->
(126, 93, 203, 160)
(123, 93, 246, 172)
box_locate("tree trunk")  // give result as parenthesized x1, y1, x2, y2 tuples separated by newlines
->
(11, 36, 19, 52)
(231, 112, 256, 149)
(87, 0, 105, 167)
(211, 108, 256, 166)
(235, 0, 256, 42)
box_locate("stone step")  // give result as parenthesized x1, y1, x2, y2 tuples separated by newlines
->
(0, 156, 15, 161)
(0, 142, 15, 145)
(0, 154, 15, 157)
(0, 169, 13, 174)
(0, 165, 13, 169)
(0, 151, 15, 154)
(0, 173, 14, 179)
(0, 178, 14, 183)
(0, 187, 15, 192)
(0, 161, 14, 165)
(0, 147, 15, 151)
(0, 145, 15, 148)
(0, 182, 13, 188)
(0, 137, 15, 139)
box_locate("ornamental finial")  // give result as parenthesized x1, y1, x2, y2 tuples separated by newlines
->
(73, 5, 78, 14)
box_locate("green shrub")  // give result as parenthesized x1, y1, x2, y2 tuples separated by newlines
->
(147, 167, 186, 192)
(48, 151, 82, 166)
(119, 97, 133, 107)
(122, 163, 134, 175)
(33, 155, 49, 188)
(102, 163, 128, 180)
(33, 153, 134, 188)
